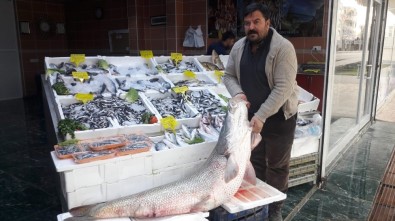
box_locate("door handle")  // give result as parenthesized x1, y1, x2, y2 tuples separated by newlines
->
(365, 64, 372, 79)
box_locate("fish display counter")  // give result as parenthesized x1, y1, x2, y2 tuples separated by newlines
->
(42, 54, 320, 216)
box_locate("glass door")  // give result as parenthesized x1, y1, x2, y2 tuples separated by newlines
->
(323, 0, 382, 173)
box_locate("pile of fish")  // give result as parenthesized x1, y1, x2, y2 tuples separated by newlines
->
(115, 77, 172, 93)
(173, 78, 216, 87)
(54, 73, 117, 95)
(200, 61, 223, 71)
(163, 124, 206, 147)
(111, 63, 158, 76)
(156, 59, 200, 73)
(48, 59, 158, 77)
(198, 114, 224, 140)
(148, 94, 195, 119)
(183, 89, 226, 115)
(62, 96, 154, 129)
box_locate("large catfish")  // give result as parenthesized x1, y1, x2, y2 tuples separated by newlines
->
(65, 97, 261, 221)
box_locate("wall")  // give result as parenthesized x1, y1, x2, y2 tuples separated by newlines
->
(16, 0, 68, 97)
(65, 0, 128, 55)
(1, 0, 23, 100)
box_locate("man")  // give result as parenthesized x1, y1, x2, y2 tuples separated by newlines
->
(206, 31, 236, 55)
(223, 2, 298, 221)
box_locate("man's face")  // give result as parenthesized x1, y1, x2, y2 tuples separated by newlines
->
(244, 10, 270, 43)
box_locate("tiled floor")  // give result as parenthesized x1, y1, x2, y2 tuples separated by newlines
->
(0, 95, 394, 220)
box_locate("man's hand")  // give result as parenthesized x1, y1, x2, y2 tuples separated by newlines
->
(234, 93, 250, 109)
(250, 116, 264, 133)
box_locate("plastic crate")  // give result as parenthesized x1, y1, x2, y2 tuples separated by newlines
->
(289, 153, 318, 167)
(209, 205, 268, 221)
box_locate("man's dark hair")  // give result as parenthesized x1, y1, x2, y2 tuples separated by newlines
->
(244, 2, 271, 20)
(222, 31, 236, 41)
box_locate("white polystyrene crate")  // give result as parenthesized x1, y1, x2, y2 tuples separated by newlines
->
(291, 136, 320, 158)
(60, 164, 106, 193)
(65, 184, 107, 209)
(140, 91, 201, 124)
(152, 140, 216, 171)
(106, 175, 154, 201)
(105, 153, 153, 183)
(153, 56, 204, 74)
(113, 75, 174, 93)
(209, 84, 231, 99)
(194, 55, 225, 71)
(58, 213, 131, 221)
(45, 56, 100, 69)
(219, 55, 229, 68)
(222, 179, 286, 213)
(152, 159, 206, 187)
(297, 85, 320, 113)
(165, 73, 217, 88)
(185, 88, 227, 116)
(103, 56, 158, 76)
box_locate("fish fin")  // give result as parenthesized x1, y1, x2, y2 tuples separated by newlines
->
(251, 132, 262, 150)
(190, 195, 211, 213)
(224, 154, 239, 183)
(243, 161, 257, 185)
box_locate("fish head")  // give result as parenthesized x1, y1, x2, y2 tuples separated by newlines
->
(227, 97, 248, 120)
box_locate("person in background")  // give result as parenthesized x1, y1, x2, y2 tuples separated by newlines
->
(206, 31, 236, 55)
(223, 2, 298, 221)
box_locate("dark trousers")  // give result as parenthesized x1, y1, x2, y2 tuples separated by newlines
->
(249, 110, 296, 212)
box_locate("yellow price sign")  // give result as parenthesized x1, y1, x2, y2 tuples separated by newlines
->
(161, 116, 178, 132)
(170, 53, 183, 62)
(172, 86, 189, 94)
(214, 70, 224, 83)
(75, 93, 94, 104)
(184, 70, 196, 79)
(140, 50, 154, 59)
(72, 72, 89, 82)
(70, 54, 85, 66)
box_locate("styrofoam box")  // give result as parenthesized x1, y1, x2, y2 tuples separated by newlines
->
(219, 55, 229, 68)
(153, 56, 205, 74)
(63, 183, 107, 209)
(140, 91, 201, 124)
(152, 159, 206, 187)
(103, 56, 158, 76)
(291, 136, 320, 158)
(113, 74, 174, 93)
(55, 94, 162, 140)
(222, 179, 286, 213)
(194, 55, 225, 71)
(57, 212, 209, 221)
(45, 56, 101, 69)
(298, 85, 320, 113)
(165, 73, 217, 88)
(51, 150, 153, 192)
(106, 175, 154, 201)
(151, 120, 217, 170)
(209, 84, 231, 98)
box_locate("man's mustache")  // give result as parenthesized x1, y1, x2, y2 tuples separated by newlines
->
(247, 30, 258, 35)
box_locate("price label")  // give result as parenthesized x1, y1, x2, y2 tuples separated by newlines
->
(70, 54, 85, 66)
(214, 70, 224, 83)
(170, 53, 183, 62)
(140, 50, 154, 59)
(172, 86, 189, 94)
(72, 72, 89, 82)
(161, 116, 178, 132)
(184, 70, 196, 79)
(75, 93, 94, 104)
